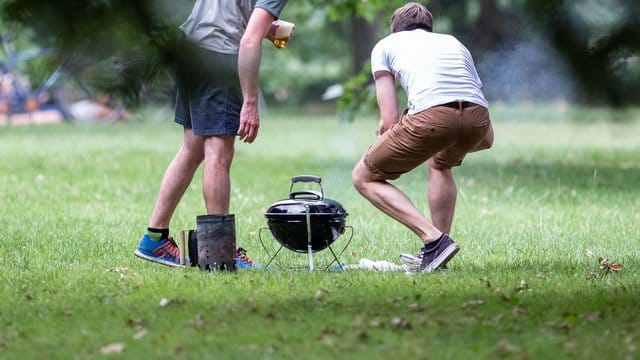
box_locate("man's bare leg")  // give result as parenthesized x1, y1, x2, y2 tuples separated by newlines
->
(149, 128, 205, 229)
(352, 158, 442, 244)
(202, 135, 235, 214)
(427, 161, 457, 234)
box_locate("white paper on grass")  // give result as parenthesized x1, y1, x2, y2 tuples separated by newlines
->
(343, 258, 409, 272)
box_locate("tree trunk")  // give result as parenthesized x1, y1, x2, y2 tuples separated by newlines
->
(349, 8, 380, 74)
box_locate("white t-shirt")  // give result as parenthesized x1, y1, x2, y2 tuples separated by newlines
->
(371, 29, 488, 114)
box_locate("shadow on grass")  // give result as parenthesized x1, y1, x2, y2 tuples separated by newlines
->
(163, 267, 640, 358)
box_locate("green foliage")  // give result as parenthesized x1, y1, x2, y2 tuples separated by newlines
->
(1, 0, 638, 109)
(312, 0, 401, 22)
(520, 0, 640, 105)
(335, 63, 377, 121)
(259, 2, 351, 106)
(1, 105, 640, 358)
(0, 0, 191, 103)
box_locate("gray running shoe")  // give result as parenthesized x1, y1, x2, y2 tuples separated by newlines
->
(419, 234, 459, 272)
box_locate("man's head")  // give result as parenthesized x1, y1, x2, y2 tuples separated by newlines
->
(390, 2, 433, 33)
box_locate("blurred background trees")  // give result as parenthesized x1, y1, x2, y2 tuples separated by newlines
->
(1, 0, 638, 118)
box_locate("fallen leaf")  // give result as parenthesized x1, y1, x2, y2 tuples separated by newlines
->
(496, 339, 517, 355)
(369, 319, 382, 328)
(320, 328, 336, 336)
(462, 299, 484, 309)
(318, 328, 336, 345)
(194, 314, 207, 328)
(159, 298, 186, 307)
(100, 343, 125, 354)
(586, 311, 603, 323)
(127, 318, 146, 328)
(515, 279, 530, 292)
(132, 329, 148, 340)
(315, 288, 329, 301)
(480, 277, 492, 288)
(609, 263, 622, 272)
(390, 316, 411, 329)
(598, 257, 622, 274)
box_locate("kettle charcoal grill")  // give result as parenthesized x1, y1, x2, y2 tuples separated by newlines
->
(259, 175, 352, 270)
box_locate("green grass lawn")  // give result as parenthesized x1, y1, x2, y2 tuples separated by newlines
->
(1, 103, 639, 359)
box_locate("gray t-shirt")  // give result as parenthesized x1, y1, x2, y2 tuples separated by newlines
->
(179, 0, 288, 54)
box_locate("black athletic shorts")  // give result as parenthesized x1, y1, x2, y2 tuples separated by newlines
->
(174, 38, 242, 136)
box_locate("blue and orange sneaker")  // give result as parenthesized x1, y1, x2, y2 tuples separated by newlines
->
(235, 247, 262, 270)
(134, 233, 182, 267)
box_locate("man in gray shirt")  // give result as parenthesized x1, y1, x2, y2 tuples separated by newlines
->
(134, 0, 288, 267)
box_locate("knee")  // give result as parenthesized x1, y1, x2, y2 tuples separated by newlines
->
(351, 167, 364, 193)
(179, 144, 205, 165)
(351, 162, 370, 194)
(203, 137, 234, 167)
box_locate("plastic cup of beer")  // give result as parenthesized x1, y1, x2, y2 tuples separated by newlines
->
(273, 20, 295, 49)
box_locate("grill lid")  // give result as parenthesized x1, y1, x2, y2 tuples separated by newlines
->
(264, 175, 347, 217)
(265, 196, 346, 216)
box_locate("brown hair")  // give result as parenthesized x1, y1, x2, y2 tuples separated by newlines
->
(390, 2, 433, 33)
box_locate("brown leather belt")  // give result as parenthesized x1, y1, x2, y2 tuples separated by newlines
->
(439, 101, 475, 109)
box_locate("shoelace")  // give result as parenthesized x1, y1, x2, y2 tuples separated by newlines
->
(165, 236, 180, 258)
(236, 247, 254, 265)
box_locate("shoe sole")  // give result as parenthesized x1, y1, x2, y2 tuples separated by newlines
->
(421, 243, 459, 272)
(235, 260, 263, 270)
(134, 250, 183, 268)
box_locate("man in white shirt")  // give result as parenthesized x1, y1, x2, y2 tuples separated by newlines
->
(352, 2, 494, 272)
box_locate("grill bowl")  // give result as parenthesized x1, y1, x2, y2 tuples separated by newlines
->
(265, 195, 347, 253)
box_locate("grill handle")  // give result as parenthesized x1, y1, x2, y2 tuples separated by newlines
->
(289, 190, 322, 200)
(291, 175, 321, 184)
(289, 175, 324, 199)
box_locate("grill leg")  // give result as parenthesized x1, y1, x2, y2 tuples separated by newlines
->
(305, 205, 314, 271)
(326, 245, 344, 270)
(265, 244, 284, 268)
